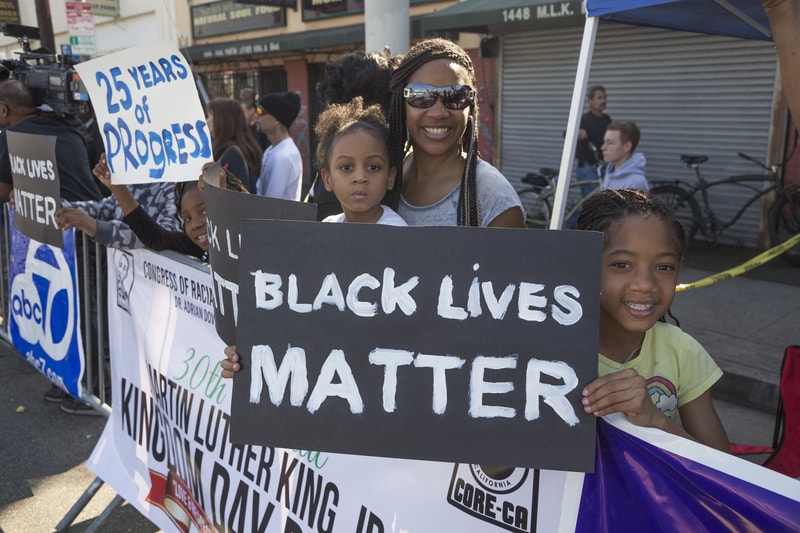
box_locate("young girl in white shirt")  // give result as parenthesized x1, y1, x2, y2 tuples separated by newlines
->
(316, 96, 406, 226)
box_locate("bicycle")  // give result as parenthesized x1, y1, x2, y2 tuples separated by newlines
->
(516, 167, 602, 229)
(649, 152, 800, 266)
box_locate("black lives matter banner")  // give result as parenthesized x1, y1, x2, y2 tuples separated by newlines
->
(204, 177, 317, 345)
(7, 131, 63, 247)
(232, 221, 602, 472)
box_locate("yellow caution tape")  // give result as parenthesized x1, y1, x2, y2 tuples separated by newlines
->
(676, 232, 800, 292)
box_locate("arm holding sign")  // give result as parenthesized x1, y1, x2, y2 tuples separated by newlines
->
(581, 369, 728, 452)
(92, 154, 140, 215)
(55, 207, 145, 250)
(58, 179, 178, 248)
(56, 208, 98, 237)
(93, 154, 208, 260)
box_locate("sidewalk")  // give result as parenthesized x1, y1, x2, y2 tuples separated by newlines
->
(674, 243, 800, 412)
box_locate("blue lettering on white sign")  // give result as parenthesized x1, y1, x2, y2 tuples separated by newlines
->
(92, 53, 204, 179)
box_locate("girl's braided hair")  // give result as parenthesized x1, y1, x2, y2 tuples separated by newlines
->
(386, 38, 481, 226)
(576, 188, 687, 258)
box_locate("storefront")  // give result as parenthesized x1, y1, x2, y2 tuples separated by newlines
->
(181, 0, 459, 195)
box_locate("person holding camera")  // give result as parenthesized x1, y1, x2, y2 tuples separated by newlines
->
(0, 79, 104, 204)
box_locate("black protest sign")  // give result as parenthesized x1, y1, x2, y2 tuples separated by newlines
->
(8, 132, 63, 248)
(204, 178, 316, 345)
(232, 221, 601, 472)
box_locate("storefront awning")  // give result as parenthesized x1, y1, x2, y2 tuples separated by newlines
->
(421, 0, 585, 35)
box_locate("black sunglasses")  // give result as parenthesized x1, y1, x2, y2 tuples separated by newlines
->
(403, 83, 475, 110)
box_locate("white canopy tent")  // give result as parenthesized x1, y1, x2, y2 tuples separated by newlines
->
(552, 0, 774, 229)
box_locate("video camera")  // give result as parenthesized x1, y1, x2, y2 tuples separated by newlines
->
(0, 23, 90, 117)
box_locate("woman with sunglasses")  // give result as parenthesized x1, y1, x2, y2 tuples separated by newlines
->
(386, 38, 524, 228)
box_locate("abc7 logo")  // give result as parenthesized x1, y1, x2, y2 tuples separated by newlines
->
(10, 243, 76, 361)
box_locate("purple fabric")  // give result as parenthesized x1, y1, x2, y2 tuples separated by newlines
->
(576, 419, 799, 532)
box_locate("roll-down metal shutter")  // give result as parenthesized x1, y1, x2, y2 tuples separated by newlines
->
(499, 23, 778, 246)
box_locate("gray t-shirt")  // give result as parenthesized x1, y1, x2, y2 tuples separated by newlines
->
(398, 159, 523, 227)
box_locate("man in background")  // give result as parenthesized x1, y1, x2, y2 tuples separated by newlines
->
(600, 120, 649, 192)
(255, 91, 303, 201)
(575, 85, 611, 197)
(240, 98, 270, 151)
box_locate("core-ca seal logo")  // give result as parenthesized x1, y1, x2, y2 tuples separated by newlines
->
(447, 463, 539, 533)
(10, 241, 75, 361)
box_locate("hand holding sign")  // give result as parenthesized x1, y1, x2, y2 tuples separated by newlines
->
(220, 345, 240, 378)
(55, 208, 98, 237)
(91, 152, 112, 185)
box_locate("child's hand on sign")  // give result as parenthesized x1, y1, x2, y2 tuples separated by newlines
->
(581, 368, 664, 427)
(92, 153, 114, 190)
(221, 345, 241, 379)
(56, 208, 98, 237)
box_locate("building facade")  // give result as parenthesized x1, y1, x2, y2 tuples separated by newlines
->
(177, 0, 493, 198)
(2, 1, 790, 247)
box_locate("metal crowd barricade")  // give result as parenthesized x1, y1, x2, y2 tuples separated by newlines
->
(0, 204, 111, 413)
(0, 202, 114, 529)
(0, 203, 211, 531)
(56, 230, 116, 532)
(61, 239, 210, 531)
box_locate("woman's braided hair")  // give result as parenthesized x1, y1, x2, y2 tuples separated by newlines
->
(386, 38, 481, 226)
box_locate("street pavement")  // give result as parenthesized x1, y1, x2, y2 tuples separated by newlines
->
(675, 242, 800, 413)
(0, 243, 796, 532)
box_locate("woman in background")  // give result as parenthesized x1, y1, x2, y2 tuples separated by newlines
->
(206, 97, 262, 193)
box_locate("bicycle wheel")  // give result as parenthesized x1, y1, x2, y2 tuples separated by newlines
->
(767, 192, 800, 267)
(650, 184, 702, 241)
(517, 188, 551, 229)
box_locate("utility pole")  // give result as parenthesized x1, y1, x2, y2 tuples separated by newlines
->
(34, 0, 56, 54)
(365, 0, 410, 54)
